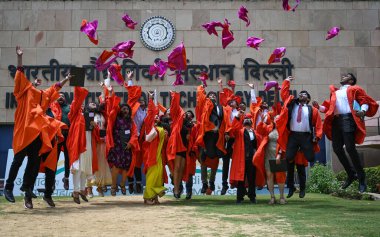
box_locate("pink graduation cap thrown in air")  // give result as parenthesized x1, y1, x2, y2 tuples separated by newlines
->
(95, 50, 118, 71)
(221, 19, 234, 49)
(172, 72, 184, 86)
(80, 19, 99, 45)
(198, 72, 209, 87)
(122, 13, 138, 30)
(202, 21, 223, 37)
(326, 27, 340, 40)
(264, 81, 281, 91)
(283, 0, 301, 12)
(268, 47, 286, 64)
(108, 64, 124, 86)
(112, 41, 135, 58)
(238, 6, 250, 27)
(149, 60, 168, 78)
(167, 42, 187, 71)
(246, 37, 265, 50)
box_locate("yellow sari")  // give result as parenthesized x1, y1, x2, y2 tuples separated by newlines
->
(143, 127, 167, 200)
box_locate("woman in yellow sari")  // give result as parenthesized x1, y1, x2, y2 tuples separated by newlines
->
(143, 96, 167, 205)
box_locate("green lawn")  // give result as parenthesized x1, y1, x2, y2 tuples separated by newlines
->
(1, 194, 379, 236)
(169, 194, 380, 237)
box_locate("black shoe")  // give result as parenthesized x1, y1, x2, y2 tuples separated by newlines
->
(20, 187, 34, 199)
(287, 187, 296, 198)
(136, 183, 142, 193)
(79, 192, 89, 202)
(359, 183, 367, 193)
(221, 185, 229, 195)
(201, 183, 208, 194)
(128, 183, 134, 194)
(236, 199, 243, 204)
(342, 177, 356, 189)
(299, 189, 306, 198)
(43, 196, 56, 208)
(4, 189, 15, 203)
(250, 198, 257, 204)
(62, 177, 69, 190)
(209, 182, 215, 191)
(185, 192, 192, 200)
(24, 197, 33, 209)
(173, 193, 181, 199)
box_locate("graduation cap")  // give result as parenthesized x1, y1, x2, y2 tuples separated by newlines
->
(69, 67, 86, 87)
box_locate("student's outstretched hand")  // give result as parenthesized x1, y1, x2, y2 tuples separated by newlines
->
(16, 46, 23, 56)
(312, 101, 319, 109)
(286, 76, 294, 81)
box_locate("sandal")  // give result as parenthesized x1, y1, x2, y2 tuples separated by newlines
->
(97, 187, 104, 197)
(86, 187, 93, 198)
(144, 199, 155, 205)
(120, 186, 127, 195)
(111, 186, 117, 196)
(279, 198, 287, 205)
(268, 196, 276, 205)
(154, 196, 160, 205)
(72, 192, 80, 204)
(79, 190, 89, 202)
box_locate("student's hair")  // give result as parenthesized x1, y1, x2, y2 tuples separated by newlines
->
(239, 101, 247, 106)
(347, 73, 357, 85)
(119, 103, 132, 121)
(186, 110, 194, 119)
(299, 90, 311, 100)
(85, 102, 99, 113)
(206, 91, 217, 98)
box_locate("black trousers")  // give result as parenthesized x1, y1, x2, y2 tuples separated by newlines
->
(222, 138, 234, 187)
(5, 137, 42, 196)
(287, 164, 306, 190)
(204, 131, 224, 158)
(57, 130, 70, 178)
(128, 167, 142, 183)
(332, 114, 365, 183)
(237, 159, 256, 201)
(37, 151, 57, 198)
(186, 175, 193, 193)
(285, 131, 315, 162)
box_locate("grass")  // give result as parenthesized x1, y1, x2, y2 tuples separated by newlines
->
(1, 194, 379, 236)
(169, 193, 380, 237)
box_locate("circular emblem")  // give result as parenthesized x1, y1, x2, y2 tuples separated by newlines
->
(140, 16, 176, 51)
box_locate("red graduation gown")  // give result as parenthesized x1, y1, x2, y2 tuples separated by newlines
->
(322, 85, 379, 144)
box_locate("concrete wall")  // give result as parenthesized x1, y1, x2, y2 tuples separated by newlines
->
(1, 0, 379, 170)
(0, 0, 379, 120)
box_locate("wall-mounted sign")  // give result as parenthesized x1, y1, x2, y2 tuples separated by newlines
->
(140, 16, 176, 51)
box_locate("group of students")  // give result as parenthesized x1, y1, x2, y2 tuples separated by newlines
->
(4, 46, 379, 209)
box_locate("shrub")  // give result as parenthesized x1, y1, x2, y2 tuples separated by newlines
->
(335, 166, 380, 193)
(365, 166, 380, 193)
(307, 163, 340, 194)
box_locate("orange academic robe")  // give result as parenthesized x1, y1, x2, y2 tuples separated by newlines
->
(125, 84, 145, 168)
(252, 121, 286, 187)
(106, 92, 140, 177)
(66, 87, 89, 167)
(13, 70, 62, 156)
(228, 116, 258, 186)
(276, 80, 323, 159)
(184, 122, 199, 179)
(143, 99, 159, 172)
(166, 91, 186, 160)
(194, 86, 225, 169)
(322, 85, 379, 144)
